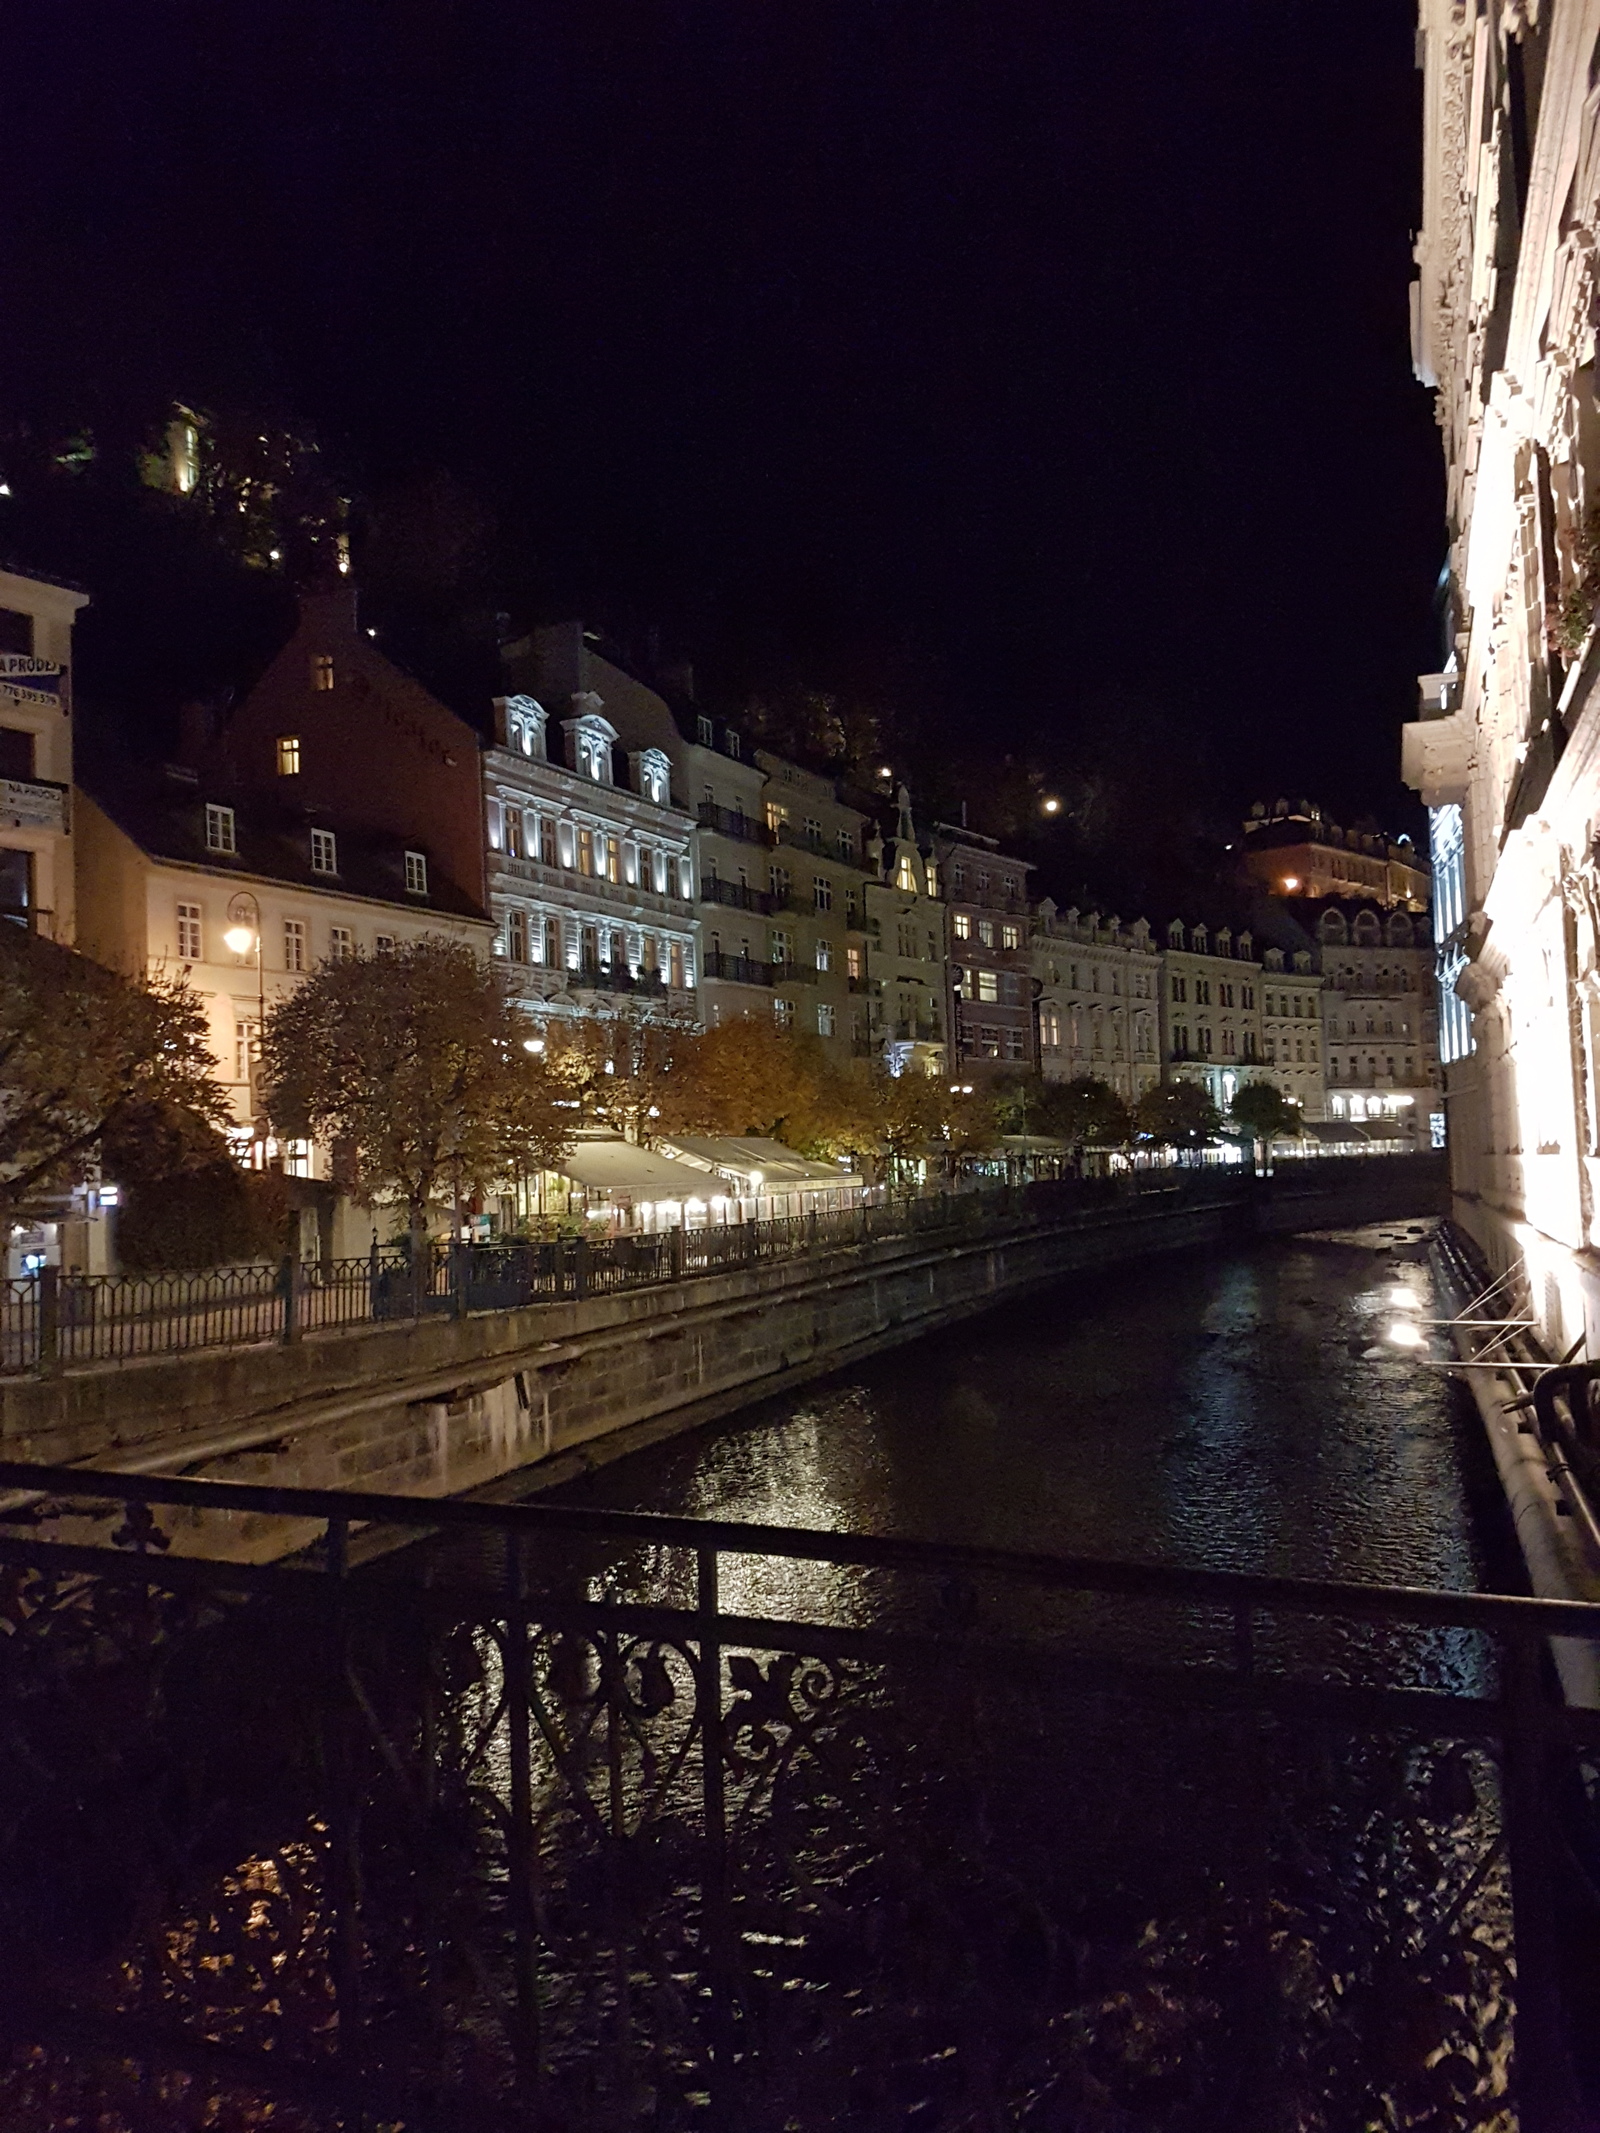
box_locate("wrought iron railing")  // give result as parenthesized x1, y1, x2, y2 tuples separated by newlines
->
(0, 1173, 1226, 1378)
(0, 1458, 1591, 2129)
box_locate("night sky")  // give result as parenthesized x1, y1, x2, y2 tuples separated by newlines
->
(7, 0, 1439, 835)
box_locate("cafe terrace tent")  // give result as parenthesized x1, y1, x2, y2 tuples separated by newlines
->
(545, 1136, 708, 1230)
(653, 1136, 864, 1218)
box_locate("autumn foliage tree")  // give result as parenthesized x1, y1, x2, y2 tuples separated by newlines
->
(1132, 1080, 1224, 1151)
(261, 939, 570, 1245)
(0, 926, 229, 1228)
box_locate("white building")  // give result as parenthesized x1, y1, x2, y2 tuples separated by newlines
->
(861, 787, 948, 1076)
(484, 690, 699, 1029)
(1157, 920, 1265, 1112)
(1258, 946, 1325, 1123)
(1032, 901, 1160, 1102)
(0, 567, 88, 943)
(1404, 0, 1600, 1348)
(75, 771, 492, 1251)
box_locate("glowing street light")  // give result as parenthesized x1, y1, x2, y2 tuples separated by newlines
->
(523, 1036, 546, 1055)
(1282, 876, 1300, 892)
(226, 891, 267, 1145)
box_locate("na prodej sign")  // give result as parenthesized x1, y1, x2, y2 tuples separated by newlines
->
(0, 655, 63, 710)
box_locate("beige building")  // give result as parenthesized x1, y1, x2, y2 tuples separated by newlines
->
(753, 751, 872, 1063)
(1307, 904, 1436, 1148)
(861, 787, 948, 1075)
(1404, 0, 1600, 1349)
(1032, 900, 1160, 1102)
(1157, 920, 1264, 1112)
(1239, 801, 1430, 910)
(76, 770, 492, 1244)
(1258, 946, 1325, 1122)
(0, 567, 88, 943)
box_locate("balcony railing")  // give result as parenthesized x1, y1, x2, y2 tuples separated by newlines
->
(697, 802, 773, 848)
(700, 876, 771, 915)
(570, 965, 669, 999)
(493, 850, 691, 912)
(702, 951, 775, 988)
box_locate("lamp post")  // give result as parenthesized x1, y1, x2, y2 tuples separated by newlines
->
(224, 891, 267, 1147)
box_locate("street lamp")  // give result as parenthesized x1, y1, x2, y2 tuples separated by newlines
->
(224, 890, 267, 1144)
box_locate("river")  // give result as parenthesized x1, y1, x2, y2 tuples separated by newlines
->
(539, 1218, 1507, 1598)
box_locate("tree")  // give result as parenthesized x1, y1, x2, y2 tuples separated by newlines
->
(543, 1009, 693, 1143)
(0, 926, 229, 1228)
(650, 1017, 836, 1147)
(1132, 1079, 1224, 1151)
(1037, 1076, 1132, 1151)
(260, 940, 570, 1245)
(103, 1100, 289, 1271)
(1229, 1080, 1300, 1160)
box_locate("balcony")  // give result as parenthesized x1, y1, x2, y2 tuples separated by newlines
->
(570, 966, 669, 1000)
(701, 876, 772, 916)
(771, 960, 818, 986)
(702, 951, 774, 989)
(698, 803, 773, 848)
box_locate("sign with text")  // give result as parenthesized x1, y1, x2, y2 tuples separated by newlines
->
(0, 777, 65, 832)
(0, 656, 63, 711)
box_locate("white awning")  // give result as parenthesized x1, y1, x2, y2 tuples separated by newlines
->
(655, 1135, 860, 1192)
(551, 1139, 704, 1201)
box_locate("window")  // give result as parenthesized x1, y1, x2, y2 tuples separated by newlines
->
(774, 997, 794, 1030)
(896, 856, 918, 893)
(542, 917, 560, 966)
(1174, 1026, 1189, 1056)
(606, 834, 621, 884)
(1002, 923, 1021, 950)
(952, 863, 967, 891)
(770, 864, 790, 901)
(954, 912, 972, 940)
(276, 735, 301, 776)
(235, 1019, 259, 1086)
(814, 876, 832, 912)
(697, 716, 714, 745)
(804, 817, 822, 848)
(815, 939, 832, 971)
(176, 901, 202, 962)
(310, 828, 337, 875)
(329, 926, 353, 962)
(1040, 1007, 1061, 1049)
(504, 807, 524, 860)
(770, 929, 792, 966)
(577, 827, 595, 876)
(1199, 1028, 1212, 1056)
(817, 1002, 836, 1037)
(837, 828, 854, 861)
(312, 654, 334, 691)
(507, 910, 528, 961)
(205, 804, 236, 855)
(977, 919, 995, 947)
(540, 817, 558, 866)
(1242, 986, 1254, 1009)
(726, 731, 741, 760)
(846, 945, 863, 980)
(1171, 975, 1186, 1001)
(374, 934, 395, 955)
(404, 850, 427, 896)
(670, 940, 688, 989)
(765, 801, 788, 836)
(977, 969, 999, 1003)
(284, 919, 306, 973)
(1005, 1029, 1025, 1061)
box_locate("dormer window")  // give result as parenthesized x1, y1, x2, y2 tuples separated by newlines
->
(204, 803, 236, 855)
(726, 730, 741, 760)
(277, 735, 301, 776)
(404, 850, 428, 895)
(637, 749, 672, 806)
(697, 716, 714, 746)
(502, 695, 547, 759)
(311, 828, 337, 876)
(312, 655, 334, 692)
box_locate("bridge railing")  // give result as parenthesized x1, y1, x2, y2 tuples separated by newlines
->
(0, 1168, 1241, 1378)
(0, 1455, 1588, 2131)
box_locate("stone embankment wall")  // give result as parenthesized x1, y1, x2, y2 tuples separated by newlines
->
(0, 1156, 1446, 1563)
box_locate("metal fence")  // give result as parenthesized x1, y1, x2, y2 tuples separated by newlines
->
(0, 1170, 1234, 1378)
(0, 1458, 1593, 2129)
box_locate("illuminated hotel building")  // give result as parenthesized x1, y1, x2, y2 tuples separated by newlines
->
(1406, 0, 1600, 1349)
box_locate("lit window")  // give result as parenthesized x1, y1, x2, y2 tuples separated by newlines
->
(176, 902, 202, 962)
(578, 827, 595, 876)
(977, 919, 995, 947)
(977, 970, 999, 1003)
(953, 912, 971, 940)
(817, 1002, 836, 1037)
(277, 735, 301, 776)
(897, 856, 917, 892)
(283, 918, 306, 973)
(606, 835, 621, 883)
(846, 945, 863, 980)
(1001, 922, 1021, 950)
(404, 850, 427, 895)
(815, 939, 832, 971)
(329, 926, 353, 961)
(814, 876, 832, 912)
(235, 1019, 259, 1084)
(312, 655, 334, 692)
(204, 804, 236, 854)
(774, 996, 794, 1030)
(310, 828, 337, 875)
(507, 910, 528, 961)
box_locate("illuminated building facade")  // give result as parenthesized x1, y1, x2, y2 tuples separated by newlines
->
(1405, 0, 1600, 1346)
(1156, 920, 1264, 1113)
(1238, 800, 1431, 908)
(932, 823, 1035, 1076)
(1258, 946, 1326, 1122)
(1305, 902, 1438, 1147)
(861, 787, 948, 1077)
(1031, 901, 1160, 1102)
(0, 567, 87, 943)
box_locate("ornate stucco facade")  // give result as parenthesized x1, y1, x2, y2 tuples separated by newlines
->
(1406, 0, 1600, 1349)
